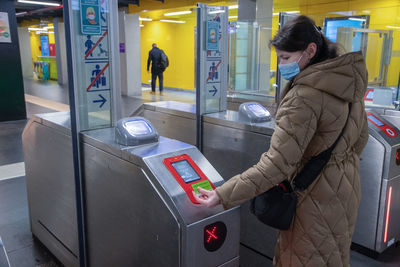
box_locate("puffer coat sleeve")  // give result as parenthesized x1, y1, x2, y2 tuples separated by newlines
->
(216, 87, 322, 209)
(353, 102, 369, 156)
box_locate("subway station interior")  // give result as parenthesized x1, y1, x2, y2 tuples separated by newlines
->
(1, 0, 400, 266)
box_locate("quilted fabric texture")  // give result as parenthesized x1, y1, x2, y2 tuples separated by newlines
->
(215, 51, 369, 266)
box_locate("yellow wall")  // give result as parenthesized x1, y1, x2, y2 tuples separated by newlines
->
(141, 17, 196, 90)
(29, 24, 57, 80)
(129, 0, 237, 13)
(137, 0, 400, 90)
(271, 0, 400, 87)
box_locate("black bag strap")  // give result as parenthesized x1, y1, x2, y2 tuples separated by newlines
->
(325, 102, 352, 153)
(293, 103, 352, 191)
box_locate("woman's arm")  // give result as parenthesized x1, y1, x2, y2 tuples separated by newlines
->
(215, 89, 322, 209)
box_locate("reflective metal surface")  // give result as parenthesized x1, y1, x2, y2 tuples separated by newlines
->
(353, 136, 385, 249)
(142, 102, 197, 145)
(204, 111, 275, 135)
(23, 111, 240, 267)
(22, 113, 78, 267)
(82, 142, 180, 267)
(0, 237, 10, 267)
(139, 101, 278, 260)
(354, 110, 400, 253)
(139, 100, 400, 259)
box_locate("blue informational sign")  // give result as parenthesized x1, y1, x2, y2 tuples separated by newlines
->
(324, 19, 364, 52)
(80, 0, 101, 35)
(40, 35, 49, 57)
(206, 21, 219, 51)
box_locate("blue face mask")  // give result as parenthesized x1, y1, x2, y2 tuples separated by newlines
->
(278, 53, 304, 81)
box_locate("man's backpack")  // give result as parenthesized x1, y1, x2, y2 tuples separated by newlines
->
(160, 50, 169, 71)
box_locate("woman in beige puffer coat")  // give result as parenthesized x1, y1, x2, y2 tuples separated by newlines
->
(194, 15, 369, 266)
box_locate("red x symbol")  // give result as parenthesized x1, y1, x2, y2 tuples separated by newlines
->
(206, 226, 218, 243)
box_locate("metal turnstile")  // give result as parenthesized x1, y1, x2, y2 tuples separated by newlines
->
(353, 109, 400, 253)
(23, 112, 240, 267)
(0, 236, 10, 267)
(139, 100, 400, 261)
(138, 101, 278, 266)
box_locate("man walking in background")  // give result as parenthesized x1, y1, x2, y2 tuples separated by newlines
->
(147, 43, 165, 95)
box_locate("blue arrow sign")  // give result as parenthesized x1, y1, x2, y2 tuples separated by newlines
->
(93, 94, 106, 108)
(209, 85, 218, 96)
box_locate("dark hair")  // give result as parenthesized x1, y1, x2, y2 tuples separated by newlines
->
(270, 15, 339, 65)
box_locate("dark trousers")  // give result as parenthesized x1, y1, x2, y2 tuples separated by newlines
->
(151, 72, 163, 92)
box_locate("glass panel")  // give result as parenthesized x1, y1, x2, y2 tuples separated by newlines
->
(70, 0, 113, 130)
(312, 11, 399, 109)
(267, 2, 400, 109)
(228, 19, 274, 97)
(365, 32, 385, 85)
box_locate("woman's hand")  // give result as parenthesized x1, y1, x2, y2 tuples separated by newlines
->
(192, 187, 220, 208)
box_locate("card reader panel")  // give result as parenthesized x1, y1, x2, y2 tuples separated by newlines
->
(164, 154, 215, 204)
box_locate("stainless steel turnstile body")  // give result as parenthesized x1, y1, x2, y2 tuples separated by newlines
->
(139, 101, 400, 261)
(140, 101, 278, 266)
(353, 109, 400, 253)
(0, 236, 10, 267)
(23, 112, 240, 267)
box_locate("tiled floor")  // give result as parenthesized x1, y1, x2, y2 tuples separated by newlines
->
(1, 78, 400, 266)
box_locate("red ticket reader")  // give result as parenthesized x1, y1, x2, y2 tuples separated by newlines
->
(367, 112, 398, 138)
(164, 154, 215, 204)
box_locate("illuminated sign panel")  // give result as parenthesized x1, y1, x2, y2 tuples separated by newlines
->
(204, 221, 227, 252)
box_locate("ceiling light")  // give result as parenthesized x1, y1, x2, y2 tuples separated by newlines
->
(229, 5, 238, 9)
(28, 27, 41, 31)
(160, 20, 186, 24)
(164, 10, 192, 16)
(273, 12, 279, 16)
(16, 11, 27, 16)
(286, 11, 300, 14)
(387, 26, 400, 29)
(48, 31, 54, 34)
(140, 25, 144, 27)
(139, 17, 152, 21)
(209, 10, 225, 14)
(349, 18, 366, 22)
(229, 16, 238, 19)
(18, 0, 61, 7)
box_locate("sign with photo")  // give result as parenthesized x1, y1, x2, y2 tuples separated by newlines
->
(0, 12, 11, 43)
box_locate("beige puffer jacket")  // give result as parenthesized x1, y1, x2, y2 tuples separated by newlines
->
(215, 51, 369, 266)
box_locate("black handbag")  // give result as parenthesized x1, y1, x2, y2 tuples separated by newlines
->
(250, 104, 351, 230)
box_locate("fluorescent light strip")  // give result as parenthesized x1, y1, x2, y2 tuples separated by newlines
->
(273, 11, 300, 15)
(139, 17, 152, 21)
(209, 10, 225, 14)
(160, 20, 186, 24)
(28, 27, 41, 31)
(387, 26, 400, 29)
(229, 16, 238, 19)
(164, 10, 192, 16)
(18, 0, 61, 7)
(140, 25, 144, 27)
(349, 18, 366, 22)
(16, 11, 27, 16)
(45, 26, 54, 29)
(229, 5, 238, 9)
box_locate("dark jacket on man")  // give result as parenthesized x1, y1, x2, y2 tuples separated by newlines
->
(147, 47, 163, 74)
